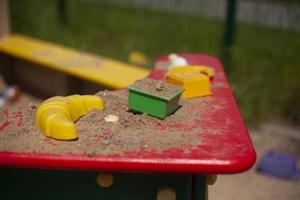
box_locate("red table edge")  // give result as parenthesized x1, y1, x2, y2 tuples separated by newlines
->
(0, 53, 256, 174)
(0, 150, 256, 174)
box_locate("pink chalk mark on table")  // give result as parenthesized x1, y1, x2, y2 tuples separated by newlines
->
(0, 108, 24, 133)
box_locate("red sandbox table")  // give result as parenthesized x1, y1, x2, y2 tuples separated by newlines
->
(0, 54, 256, 200)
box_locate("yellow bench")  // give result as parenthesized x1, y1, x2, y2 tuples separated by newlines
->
(0, 34, 149, 89)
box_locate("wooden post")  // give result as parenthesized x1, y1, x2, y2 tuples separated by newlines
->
(0, 0, 10, 39)
(58, 0, 67, 25)
(0, 0, 10, 89)
(224, 0, 237, 47)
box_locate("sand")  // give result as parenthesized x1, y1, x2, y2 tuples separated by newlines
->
(0, 90, 212, 156)
(129, 78, 183, 97)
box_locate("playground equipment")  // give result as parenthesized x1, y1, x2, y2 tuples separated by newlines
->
(0, 1, 149, 97)
(0, 53, 256, 199)
(0, 1, 255, 199)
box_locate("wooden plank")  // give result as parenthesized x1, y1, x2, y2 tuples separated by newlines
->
(0, 0, 10, 90)
(13, 60, 69, 97)
(0, 0, 10, 38)
(0, 35, 149, 89)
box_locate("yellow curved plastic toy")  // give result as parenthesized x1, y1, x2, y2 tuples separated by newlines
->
(36, 95, 104, 140)
(168, 65, 214, 78)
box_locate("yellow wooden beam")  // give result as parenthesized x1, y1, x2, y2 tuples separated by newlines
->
(0, 34, 150, 89)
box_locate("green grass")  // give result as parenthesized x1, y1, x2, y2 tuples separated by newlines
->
(11, 0, 223, 60)
(230, 24, 300, 124)
(10, 0, 300, 125)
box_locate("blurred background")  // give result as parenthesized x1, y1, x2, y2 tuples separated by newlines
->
(3, 0, 300, 199)
(9, 0, 300, 126)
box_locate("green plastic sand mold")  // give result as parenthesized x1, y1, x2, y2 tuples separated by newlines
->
(127, 83, 184, 119)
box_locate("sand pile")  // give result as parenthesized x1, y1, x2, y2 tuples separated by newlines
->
(0, 90, 212, 156)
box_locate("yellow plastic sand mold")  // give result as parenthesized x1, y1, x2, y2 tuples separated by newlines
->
(36, 95, 104, 140)
(167, 71, 211, 99)
(169, 65, 214, 78)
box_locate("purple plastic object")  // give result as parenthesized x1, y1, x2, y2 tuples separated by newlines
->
(257, 150, 300, 180)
